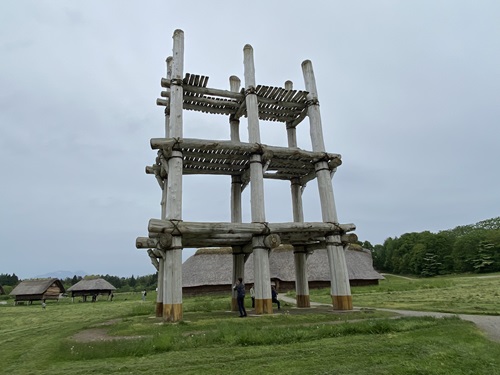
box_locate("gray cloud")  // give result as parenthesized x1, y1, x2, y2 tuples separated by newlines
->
(1, 1, 499, 278)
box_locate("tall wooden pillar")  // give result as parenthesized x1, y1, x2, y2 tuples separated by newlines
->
(302, 60, 352, 310)
(229, 75, 245, 311)
(291, 179, 310, 308)
(244, 45, 272, 314)
(156, 56, 173, 317)
(284, 80, 310, 308)
(163, 29, 184, 321)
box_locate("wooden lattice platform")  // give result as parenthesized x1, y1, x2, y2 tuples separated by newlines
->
(147, 138, 342, 185)
(157, 73, 310, 125)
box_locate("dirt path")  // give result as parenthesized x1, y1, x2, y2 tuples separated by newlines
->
(71, 319, 150, 343)
(279, 295, 500, 343)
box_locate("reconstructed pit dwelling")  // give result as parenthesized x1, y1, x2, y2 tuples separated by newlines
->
(136, 29, 357, 322)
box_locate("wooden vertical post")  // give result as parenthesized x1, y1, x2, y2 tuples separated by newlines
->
(229, 76, 241, 143)
(156, 56, 173, 318)
(229, 75, 245, 311)
(302, 60, 352, 310)
(244, 45, 272, 314)
(285, 80, 310, 308)
(163, 29, 185, 321)
(155, 256, 164, 317)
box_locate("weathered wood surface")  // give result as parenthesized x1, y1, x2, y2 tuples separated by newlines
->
(162, 29, 184, 322)
(136, 237, 158, 248)
(147, 249, 160, 271)
(162, 90, 240, 108)
(263, 233, 281, 248)
(158, 72, 309, 123)
(148, 137, 341, 181)
(161, 78, 241, 99)
(341, 233, 358, 244)
(148, 219, 355, 236)
(302, 59, 352, 309)
(151, 138, 340, 163)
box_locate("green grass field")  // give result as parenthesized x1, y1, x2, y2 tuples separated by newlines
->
(306, 273, 500, 315)
(1, 274, 500, 374)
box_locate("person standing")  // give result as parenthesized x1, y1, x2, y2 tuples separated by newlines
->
(271, 285, 281, 310)
(233, 277, 247, 317)
(250, 284, 255, 308)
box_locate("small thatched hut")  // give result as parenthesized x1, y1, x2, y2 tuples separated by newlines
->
(0, 285, 5, 295)
(182, 245, 384, 295)
(67, 278, 116, 302)
(10, 278, 65, 305)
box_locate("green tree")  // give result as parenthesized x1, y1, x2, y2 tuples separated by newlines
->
(372, 244, 386, 271)
(421, 253, 442, 277)
(129, 275, 137, 288)
(472, 241, 495, 273)
(452, 231, 485, 273)
(0, 273, 19, 286)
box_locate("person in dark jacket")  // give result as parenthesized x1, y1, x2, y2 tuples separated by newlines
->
(233, 277, 247, 317)
(271, 286, 281, 309)
(250, 284, 255, 308)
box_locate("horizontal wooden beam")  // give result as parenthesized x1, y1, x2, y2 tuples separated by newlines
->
(161, 78, 243, 100)
(161, 90, 240, 108)
(150, 138, 341, 163)
(136, 237, 158, 248)
(148, 220, 355, 236)
(138, 232, 357, 252)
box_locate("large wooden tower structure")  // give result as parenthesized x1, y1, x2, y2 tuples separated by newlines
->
(136, 29, 357, 322)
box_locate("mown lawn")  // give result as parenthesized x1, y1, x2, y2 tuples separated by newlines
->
(358, 274, 500, 315)
(1, 274, 500, 374)
(306, 273, 500, 315)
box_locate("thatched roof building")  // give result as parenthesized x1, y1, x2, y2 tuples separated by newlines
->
(10, 278, 65, 305)
(0, 285, 4, 295)
(67, 278, 116, 302)
(182, 245, 384, 295)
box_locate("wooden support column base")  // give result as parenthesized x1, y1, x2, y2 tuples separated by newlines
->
(155, 302, 163, 317)
(231, 297, 238, 312)
(162, 303, 183, 322)
(331, 295, 353, 310)
(255, 298, 273, 314)
(296, 294, 310, 308)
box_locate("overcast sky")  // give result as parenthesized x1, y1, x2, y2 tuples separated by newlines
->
(1, 1, 499, 279)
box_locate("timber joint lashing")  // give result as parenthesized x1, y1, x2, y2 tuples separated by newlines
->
(306, 98, 319, 107)
(244, 86, 257, 96)
(166, 220, 183, 236)
(255, 221, 271, 235)
(170, 78, 183, 86)
(171, 137, 182, 151)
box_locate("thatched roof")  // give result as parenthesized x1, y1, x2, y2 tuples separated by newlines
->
(67, 278, 116, 292)
(10, 278, 65, 296)
(182, 246, 384, 287)
(0, 285, 4, 295)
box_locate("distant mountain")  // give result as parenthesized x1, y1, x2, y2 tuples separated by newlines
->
(33, 270, 88, 279)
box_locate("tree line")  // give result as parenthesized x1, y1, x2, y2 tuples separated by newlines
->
(371, 217, 500, 276)
(0, 273, 19, 286)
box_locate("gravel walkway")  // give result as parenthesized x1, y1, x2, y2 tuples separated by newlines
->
(375, 308, 500, 343)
